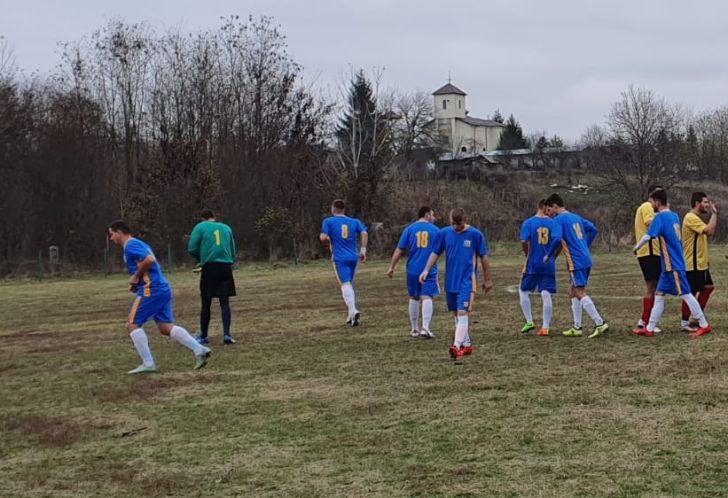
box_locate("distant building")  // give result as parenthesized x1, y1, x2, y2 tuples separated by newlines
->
(429, 82, 505, 154)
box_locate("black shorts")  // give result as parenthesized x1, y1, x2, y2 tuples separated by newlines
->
(200, 262, 237, 298)
(638, 256, 661, 282)
(687, 270, 713, 294)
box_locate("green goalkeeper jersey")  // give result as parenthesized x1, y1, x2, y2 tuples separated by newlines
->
(188, 220, 236, 265)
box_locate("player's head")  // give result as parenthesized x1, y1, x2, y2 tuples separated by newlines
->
(537, 198, 547, 215)
(331, 199, 346, 215)
(200, 208, 215, 221)
(418, 206, 435, 222)
(649, 188, 668, 210)
(691, 192, 709, 213)
(544, 194, 564, 216)
(647, 185, 663, 197)
(108, 220, 132, 245)
(449, 208, 466, 229)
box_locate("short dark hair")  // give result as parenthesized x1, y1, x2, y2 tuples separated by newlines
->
(200, 209, 214, 220)
(109, 220, 131, 234)
(649, 189, 668, 206)
(544, 194, 564, 207)
(450, 208, 466, 225)
(538, 198, 546, 209)
(647, 185, 663, 196)
(332, 199, 346, 211)
(417, 206, 433, 218)
(691, 192, 707, 208)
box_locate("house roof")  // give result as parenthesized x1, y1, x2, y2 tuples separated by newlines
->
(456, 117, 506, 128)
(433, 83, 466, 96)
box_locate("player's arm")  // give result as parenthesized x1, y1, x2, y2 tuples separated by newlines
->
(583, 218, 599, 247)
(387, 248, 404, 278)
(635, 215, 661, 253)
(480, 255, 493, 294)
(187, 225, 202, 261)
(419, 252, 439, 283)
(521, 241, 529, 257)
(130, 255, 155, 287)
(519, 221, 529, 257)
(704, 203, 718, 236)
(319, 219, 330, 243)
(359, 231, 368, 262)
(544, 222, 563, 263)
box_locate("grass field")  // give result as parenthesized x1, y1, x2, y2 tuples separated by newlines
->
(3, 249, 728, 497)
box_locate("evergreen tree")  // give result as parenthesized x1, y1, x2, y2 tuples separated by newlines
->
(498, 114, 528, 150)
(492, 108, 504, 123)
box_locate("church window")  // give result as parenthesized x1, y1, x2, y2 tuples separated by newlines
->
(443, 100, 447, 110)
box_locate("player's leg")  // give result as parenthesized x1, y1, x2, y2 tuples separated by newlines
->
(697, 271, 714, 313)
(538, 274, 556, 336)
(637, 256, 659, 330)
(406, 273, 421, 336)
(155, 291, 211, 369)
(219, 296, 235, 344)
(572, 269, 608, 338)
(678, 271, 711, 336)
(197, 295, 213, 344)
(519, 274, 535, 333)
(126, 297, 157, 374)
(634, 271, 671, 336)
(420, 273, 439, 338)
(682, 270, 701, 331)
(563, 279, 583, 337)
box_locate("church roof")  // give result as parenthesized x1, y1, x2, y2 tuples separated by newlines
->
(456, 117, 506, 128)
(433, 83, 466, 96)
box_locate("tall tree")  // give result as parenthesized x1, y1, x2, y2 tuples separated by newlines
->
(498, 114, 528, 150)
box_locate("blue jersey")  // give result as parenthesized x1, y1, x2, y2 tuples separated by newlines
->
(520, 215, 556, 275)
(321, 216, 367, 263)
(549, 212, 597, 271)
(397, 221, 440, 276)
(123, 238, 170, 297)
(648, 210, 686, 272)
(434, 225, 488, 293)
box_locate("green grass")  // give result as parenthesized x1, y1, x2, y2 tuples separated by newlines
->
(3, 250, 728, 497)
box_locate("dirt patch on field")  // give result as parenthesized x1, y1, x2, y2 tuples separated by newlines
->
(94, 373, 222, 403)
(5, 414, 89, 447)
(3, 330, 110, 355)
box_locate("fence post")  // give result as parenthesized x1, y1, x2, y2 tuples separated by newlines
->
(104, 236, 110, 276)
(608, 228, 612, 253)
(167, 243, 173, 273)
(37, 250, 44, 281)
(292, 239, 299, 266)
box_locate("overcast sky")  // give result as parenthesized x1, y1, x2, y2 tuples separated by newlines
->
(2, 0, 727, 141)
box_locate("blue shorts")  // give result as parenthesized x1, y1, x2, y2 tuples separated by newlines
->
(128, 289, 174, 325)
(520, 273, 557, 293)
(446, 287, 475, 312)
(407, 272, 440, 299)
(333, 260, 358, 285)
(657, 270, 691, 296)
(569, 268, 591, 288)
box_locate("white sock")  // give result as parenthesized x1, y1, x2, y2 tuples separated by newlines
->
(341, 283, 357, 315)
(580, 296, 604, 326)
(129, 328, 155, 367)
(647, 295, 665, 331)
(170, 325, 205, 355)
(422, 298, 434, 331)
(541, 291, 553, 329)
(571, 297, 582, 328)
(682, 294, 708, 327)
(519, 289, 533, 323)
(409, 299, 420, 331)
(454, 315, 468, 348)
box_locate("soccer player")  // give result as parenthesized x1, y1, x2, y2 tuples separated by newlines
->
(634, 186, 663, 332)
(544, 194, 609, 338)
(108, 220, 211, 374)
(386, 206, 441, 338)
(681, 192, 718, 331)
(519, 199, 556, 337)
(633, 189, 712, 337)
(320, 199, 368, 327)
(187, 209, 237, 345)
(419, 208, 492, 360)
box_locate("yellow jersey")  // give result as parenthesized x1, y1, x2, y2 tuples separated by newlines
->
(634, 202, 660, 258)
(682, 211, 709, 271)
